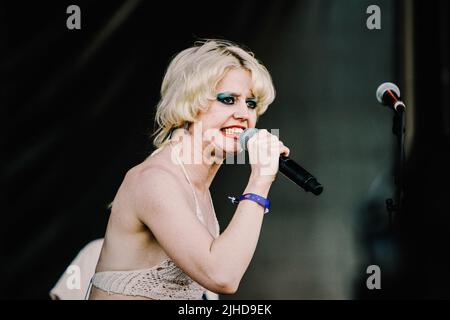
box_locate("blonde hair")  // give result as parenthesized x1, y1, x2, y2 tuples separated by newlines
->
(152, 39, 276, 148)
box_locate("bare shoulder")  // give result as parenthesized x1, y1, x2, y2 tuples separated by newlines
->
(126, 161, 177, 189)
(124, 152, 192, 220)
(124, 146, 177, 188)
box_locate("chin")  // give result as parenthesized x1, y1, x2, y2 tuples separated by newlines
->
(203, 129, 242, 161)
(216, 137, 241, 155)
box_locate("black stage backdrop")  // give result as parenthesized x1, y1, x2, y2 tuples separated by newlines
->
(398, 0, 450, 299)
(2, 0, 450, 299)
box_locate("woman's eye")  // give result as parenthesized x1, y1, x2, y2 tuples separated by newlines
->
(217, 95, 235, 105)
(217, 94, 257, 109)
(246, 100, 257, 109)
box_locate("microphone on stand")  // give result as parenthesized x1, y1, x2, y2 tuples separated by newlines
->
(375, 82, 407, 226)
(239, 128, 323, 196)
(376, 82, 406, 112)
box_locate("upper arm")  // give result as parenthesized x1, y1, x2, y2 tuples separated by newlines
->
(131, 167, 225, 293)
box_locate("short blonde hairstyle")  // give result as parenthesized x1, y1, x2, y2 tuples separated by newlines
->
(152, 39, 276, 148)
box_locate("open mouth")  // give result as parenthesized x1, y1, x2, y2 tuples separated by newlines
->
(220, 126, 245, 140)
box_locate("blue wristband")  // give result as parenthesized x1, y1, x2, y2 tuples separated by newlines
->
(230, 193, 270, 214)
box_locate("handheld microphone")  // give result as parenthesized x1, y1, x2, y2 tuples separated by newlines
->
(240, 128, 323, 196)
(376, 82, 406, 112)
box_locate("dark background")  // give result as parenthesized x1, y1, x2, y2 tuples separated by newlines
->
(2, 0, 450, 299)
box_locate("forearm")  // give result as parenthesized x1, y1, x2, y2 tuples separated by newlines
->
(209, 174, 273, 289)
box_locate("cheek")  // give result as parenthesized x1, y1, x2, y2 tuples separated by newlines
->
(198, 115, 223, 141)
(202, 116, 224, 132)
(204, 105, 234, 125)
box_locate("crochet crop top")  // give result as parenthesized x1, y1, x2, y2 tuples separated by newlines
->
(90, 141, 220, 299)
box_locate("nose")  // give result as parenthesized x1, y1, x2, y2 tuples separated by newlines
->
(233, 99, 250, 121)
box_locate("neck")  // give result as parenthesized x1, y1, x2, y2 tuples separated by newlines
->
(170, 129, 223, 192)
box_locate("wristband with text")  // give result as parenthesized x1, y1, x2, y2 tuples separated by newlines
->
(228, 193, 270, 214)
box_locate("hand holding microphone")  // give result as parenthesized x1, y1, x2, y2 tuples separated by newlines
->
(240, 128, 323, 196)
(242, 129, 290, 181)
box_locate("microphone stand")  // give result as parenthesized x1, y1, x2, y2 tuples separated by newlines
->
(386, 106, 406, 227)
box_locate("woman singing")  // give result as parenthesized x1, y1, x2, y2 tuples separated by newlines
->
(88, 39, 290, 300)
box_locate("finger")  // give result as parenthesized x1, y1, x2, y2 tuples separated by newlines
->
(279, 141, 291, 157)
(277, 141, 290, 156)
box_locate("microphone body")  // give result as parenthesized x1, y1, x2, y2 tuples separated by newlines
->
(239, 128, 323, 196)
(376, 82, 406, 112)
(278, 156, 323, 195)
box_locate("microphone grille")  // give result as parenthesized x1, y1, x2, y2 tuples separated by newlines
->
(376, 82, 401, 104)
(239, 128, 259, 151)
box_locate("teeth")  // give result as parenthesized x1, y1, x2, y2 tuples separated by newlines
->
(223, 128, 244, 135)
